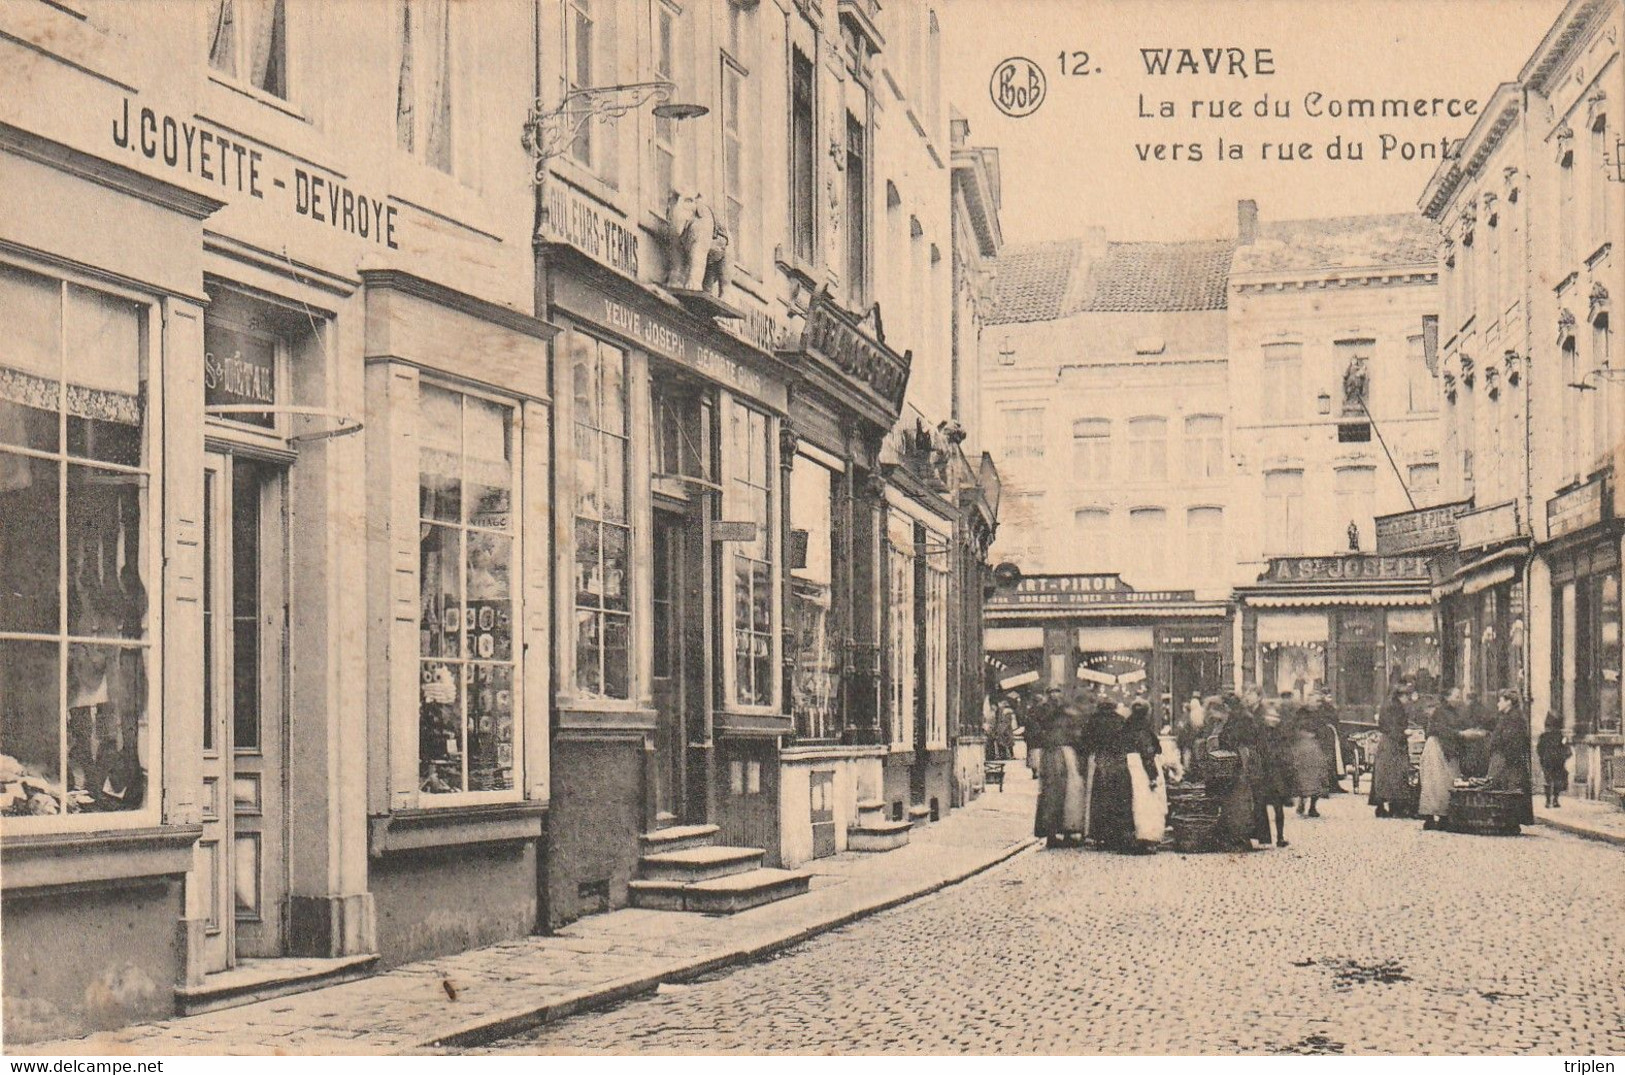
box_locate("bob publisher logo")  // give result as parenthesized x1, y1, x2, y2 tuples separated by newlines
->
(990, 56, 1046, 118)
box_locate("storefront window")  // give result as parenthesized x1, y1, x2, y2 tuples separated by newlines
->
(1337, 609, 1384, 707)
(0, 264, 152, 824)
(418, 383, 517, 795)
(1576, 569, 1622, 735)
(924, 549, 950, 749)
(887, 511, 915, 746)
(789, 457, 838, 739)
(1386, 608, 1441, 697)
(1257, 612, 1328, 701)
(571, 333, 631, 700)
(727, 402, 774, 707)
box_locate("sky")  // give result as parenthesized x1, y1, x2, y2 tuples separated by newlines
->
(940, 0, 1569, 244)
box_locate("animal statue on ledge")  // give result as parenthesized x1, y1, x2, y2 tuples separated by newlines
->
(660, 190, 731, 299)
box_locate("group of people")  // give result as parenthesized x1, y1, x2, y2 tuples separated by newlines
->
(1377, 679, 1556, 830)
(1024, 687, 1173, 854)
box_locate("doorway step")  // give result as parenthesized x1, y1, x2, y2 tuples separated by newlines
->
(174, 954, 378, 1016)
(629, 825, 810, 914)
(847, 799, 913, 852)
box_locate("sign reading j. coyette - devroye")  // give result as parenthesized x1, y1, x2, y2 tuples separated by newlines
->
(110, 97, 400, 248)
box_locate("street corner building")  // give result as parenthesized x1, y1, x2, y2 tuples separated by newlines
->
(0, 0, 1004, 1044)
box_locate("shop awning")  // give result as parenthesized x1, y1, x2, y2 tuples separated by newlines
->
(1246, 592, 1433, 609)
(1434, 544, 1528, 598)
(1256, 611, 1331, 644)
(1076, 626, 1156, 652)
(985, 626, 1045, 652)
(986, 604, 1230, 621)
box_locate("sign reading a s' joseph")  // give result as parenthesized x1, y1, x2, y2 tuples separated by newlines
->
(1262, 555, 1432, 583)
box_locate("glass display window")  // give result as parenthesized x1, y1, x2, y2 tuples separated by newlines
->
(569, 332, 631, 701)
(789, 455, 838, 740)
(1256, 612, 1329, 701)
(886, 510, 915, 746)
(0, 263, 156, 829)
(724, 400, 775, 709)
(417, 381, 520, 796)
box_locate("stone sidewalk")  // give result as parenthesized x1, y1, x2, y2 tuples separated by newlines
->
(1534, 794, 1625, 846)
(19, 771, 1039, 1056)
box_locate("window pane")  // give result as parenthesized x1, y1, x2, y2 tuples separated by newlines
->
(752, 559, 772, 632)
(601, 523, 629, 612)
(600, 343, 626, 437)
(0, 266, 63, 454)
(602, 612, 630, 699)
(574, 518, 602, 610)
(574, 609, 602, 697)
(570, 334, 599, 430)
(418, 659, 464, 794)
(0, 639, 62, 817)
(420, 522, 464, 658)
(466, 530, 512, 662)
(573, 422, 600, 519)
(600, 433, 627, 524)
(463, 396, 512, 529)
(65, 465, 146, 641)
(0, 454, 59, 634)
(419, 387, 463, 523)
(468, 662, 513, 792)
(207, 0, 238, 77)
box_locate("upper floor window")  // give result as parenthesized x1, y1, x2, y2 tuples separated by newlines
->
(1073, 508, 1111, 567)
(1001, 408, 1045, 460)
(1264, 468, 1305, 554)
(1407, 463, 1440, 504)
(790, 47, 816, 265)
(1406, 332, 1435, 413)
(1129, 508, 1167, 580)
(721, 3, 758, 269)
(1334, 466, 1377, 551)
(650, 0, 682, 210)
(566, 0, 618, 182)
(1125, 416, 1167, 481)
(1071, 418, 1110, 483)
(209, 0, 288, 100)
(396, 0, 454, 173)
(1183, 414, 1224, 480)
(1558, 137, 1576, 267)
(1261, 342, 1302, 421)
(1186, 506, 1225, 580)
(1590, 113, 1611, 245)
(845, 113, 868, 306)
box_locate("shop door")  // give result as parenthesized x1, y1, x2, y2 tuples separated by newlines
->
(198, 452, 288, 970)
(809, 770, 836, 858)
(1169, 653, 1220, 715)
(651, 503, 707, 825)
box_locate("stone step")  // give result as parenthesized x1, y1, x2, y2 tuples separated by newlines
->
(856, 800, 890, 823)
(628, 868, 811, 914)
(638, 844, 764, 882)
(907, 804, 932, 822)
(682, 868, 812, 914)
(848, 819, 912, 853)
(639, 823, 721, 855)
(174, 954, 379, 1017)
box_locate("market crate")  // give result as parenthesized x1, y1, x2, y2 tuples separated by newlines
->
(1169, 812, 1221, 853)
(1445, 788, 1523, 836)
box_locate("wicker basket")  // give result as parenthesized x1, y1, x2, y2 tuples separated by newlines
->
(1203, 750, 1241, 784)
(1169, 812, 1221, 853)
(1445, 789, 1524, 835)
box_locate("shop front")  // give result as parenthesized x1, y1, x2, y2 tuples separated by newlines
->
(539, 244, 794, 925)
(1541, 471, 1623, 801)
(1435, 500, 1531, 706)
(776, 290, 911, 863)
(985, 575, 1231, 729)
(1238, 556, 1439, 721)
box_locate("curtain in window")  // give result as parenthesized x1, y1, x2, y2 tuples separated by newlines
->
(396, 1, 416, 152)
(208, 0, 237, 76)
(421, 0, 453, 171)
(243, 0, 286, 97)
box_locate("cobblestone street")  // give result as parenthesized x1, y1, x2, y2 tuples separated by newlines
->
(488, 791, 1625, 1056)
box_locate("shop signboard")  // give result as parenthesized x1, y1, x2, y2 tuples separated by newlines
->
(1261, 555, 1431, 583)
(796, 289, 912, 412)
(1547, 474, 1610, 540)
(204, 320, 276, 427)
(541, 182, 641, 277)
(551, 273, 788, 412)
(1457, 500, 1523, 549)
(986, 576, 1196, 608)
(1375, 499, 1470, 555)
(1154, 628, 1224, 650)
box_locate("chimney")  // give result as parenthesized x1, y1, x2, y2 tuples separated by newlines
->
(1237, 199, 1259, 245)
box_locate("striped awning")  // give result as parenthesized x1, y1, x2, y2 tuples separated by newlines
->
(1246, 592, 1434, 609)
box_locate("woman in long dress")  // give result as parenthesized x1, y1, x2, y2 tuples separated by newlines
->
(1032, 689, 1088, 845)
(1123, 700, 1165, 853)
(1211, 700, 1263, 851)
(1290, 699, 1329, 817)
(1369, 681, 1414, 818)
(1419, 686, 1467, 829)
(1254, 703, 1295, 848)
(1086, 701, 1137, 852)
(1483, 689, 1536, 825)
